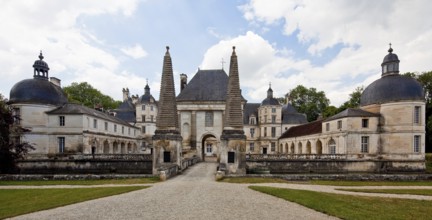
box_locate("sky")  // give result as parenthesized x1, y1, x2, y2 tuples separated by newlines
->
(1, 0, 432, 107)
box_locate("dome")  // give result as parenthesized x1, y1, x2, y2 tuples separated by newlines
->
(9, 52, 67, 106)
(138, 83, 156, 104)
(9, 78, 68, 105)
(360, 74, 424, 106)
(360, 46, 424, 106)
(261, 84, 280, 106)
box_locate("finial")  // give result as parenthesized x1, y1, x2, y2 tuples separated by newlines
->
(166, 46, 169, 51)
(269, 82, 271, 88)
(388, 43, 393, 53)
(146, 78, 148, 85)
(39, 50, 44, 60)
(221, 58, 225, 69)
(232, 46, 236, 51)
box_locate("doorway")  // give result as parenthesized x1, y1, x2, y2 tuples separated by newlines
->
(201, 134, 217, 162)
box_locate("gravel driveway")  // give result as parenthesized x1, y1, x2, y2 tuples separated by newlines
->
(9, 162, 337, 220)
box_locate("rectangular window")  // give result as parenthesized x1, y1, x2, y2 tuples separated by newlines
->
(264, 115, 267, 123)
(13, 108, 20, 125)
(272, 108, 276, 113)
(271, 142, 275, 151)
(264, 127, 267, 137)
(59, 116, 65, 126)
(163, 151, 171, 162)
(414, 135, 421, 153)
(249, 117, 256, 125)
(151, 115, 154, 122)
(250, 128, 255, 138)
(414, 106, 421, 124)
(228, 152, 235, 163)
(151, 106, 154, 111)
(142, 126, 146, 134)
(142, 105, 145, 110)
(206, 144, 212, 153)
(205, 111, 213, 127)
(58, 137, 65, 153)
(128, 128, 131, 135)
(142, 115, 146, 122)
(361, 136, 369, 153)
(122, 126, 124, 134)
(326, 123, 330, 131)
(114, 124, 117, 132)
(362, 119, 369, 128)
(249, 143, 254, 152)
(337, 120, 342, 129)
(271, 115, 276, 123)
(104, 122, 108, 131)
(93, 119, 97, 129)
(271, 127, 276, 137)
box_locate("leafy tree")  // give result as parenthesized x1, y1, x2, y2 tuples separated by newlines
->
(287, 85, 330, 121)
(338, 86, 364, 112)
(0, 93, 34, 173)
(63, 82, 121, 110)
(322, 105, 339, 118)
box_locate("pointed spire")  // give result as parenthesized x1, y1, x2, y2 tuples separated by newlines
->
(144, 79, 150, 95)
(156, 46, 179, 130)
(223, 46, 243, 130)
(267, 82, 273, 98)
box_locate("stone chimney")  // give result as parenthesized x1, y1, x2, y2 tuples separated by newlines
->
(180, 73, 187, 92)
(50, 77, 61, 87)
(122, 88, 130, 101)
(131, 94, 139, 104)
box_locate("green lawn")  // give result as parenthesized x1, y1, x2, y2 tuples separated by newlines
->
(0, 186, 148, 219)
(310, 180, 432, 186)
(250, 186, 432, 220)
(337, 188, 432, 196)
(0, 177, 159, 186)
(219, 177, 291, 184)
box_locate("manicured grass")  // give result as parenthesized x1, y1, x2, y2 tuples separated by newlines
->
(310, 180, 432, 186)
(337, 188, 432, 196)
(250, 186, 432, 220)
(0, 177, 159, 186)
(426, 153, 432, 173)
(219, 177, 290, 184)
(0, 186, 148, 219)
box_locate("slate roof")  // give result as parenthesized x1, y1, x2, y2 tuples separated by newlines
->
(324, 108, 380, 122)
(281, 103, 307, 124)
(177, 69, 229, 101)
(261, 97, 280, 106)
(9, 78, 68, 106)
(47, 103, 135, 128)
(243, 103, 260, 125)
(279, 120, 323, 139)
(112, 99, 136, 123)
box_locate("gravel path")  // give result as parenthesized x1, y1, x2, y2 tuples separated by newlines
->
(9, 163, 337, 220)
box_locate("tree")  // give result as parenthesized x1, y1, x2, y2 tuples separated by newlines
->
(338, 86, 364, 112)
(287, 85, 330, 121)
(0, 93, 33, 173)
(63, 82, 121, 110)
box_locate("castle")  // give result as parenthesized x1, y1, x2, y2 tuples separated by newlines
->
(8, 45, 426, 174)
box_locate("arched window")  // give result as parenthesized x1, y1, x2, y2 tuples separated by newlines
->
(316, 140, 322, 155)
(328, 139, 336, 154)
(306, 141, 311, 154)
(298, 142, 302, 154)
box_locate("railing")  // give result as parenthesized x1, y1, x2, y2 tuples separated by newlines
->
(181, 156, 200, 171)
(25, 153, 153, 161)
(246, 154, 347, 160)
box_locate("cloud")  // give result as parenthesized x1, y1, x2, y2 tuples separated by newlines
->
(121, 44, 148, 59)
(0, 0, 141, 101)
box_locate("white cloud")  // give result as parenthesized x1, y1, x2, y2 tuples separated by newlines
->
(121, 44, 148, 59)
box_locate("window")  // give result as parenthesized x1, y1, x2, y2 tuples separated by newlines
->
(93, 119, 97, 129)
(272, 108, 276, 113)
(104, 122, 108, 131)
(12, 108, 20, 125)
(264, 127, 267, 137)
(264, 115, 267, 123)
(59, 116, 65, 126)
(142, 126, 146, 134)
(414, 135, 421, 153)
(271, 115, 276, 123)
(228, 152, 235, 163)
(122, 126, 124, 134)
(337, 120, 342, 129)
(362, 119, 369, 128)
(114, 124, 117, 132)
(151, 106, 154, 111)
(249, 143, 255, 151)
(163, 151, 171, 162)
(142, 105, 145, 110)
(250, 128, 255, 138)
(128, 128, 130, 135)
(151, 115, 154, 122)
(326, 123, 330, 131)
(205, 111, 213, 127)
(249, 117, 256, 125)
(361, 136, 369, 153)
(271, 127, 276, 137)
(329, 139, 336, 154)
(206, 144, 212, 153)
(58, 137, 65, 153)
(142, 115, 146, 122)
(414, 106, 421, 124)
(271, 142, 275, 151)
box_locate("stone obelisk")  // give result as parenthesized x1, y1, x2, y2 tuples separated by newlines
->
(220, 46, 246, 174)
(152, 46, 182, 174)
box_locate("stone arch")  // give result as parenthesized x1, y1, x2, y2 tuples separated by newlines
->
(127, 143, 132, 153)
(133, 143, 138, 153)
(328, 138, 336, 154)
(285, 143, 289, 154)
(103, 140, 109, 154)
(113, 141, 118, 153)
(298, 142, 303, 154)
(201, 133, 217, 161)
(290, 143, 295, 154)
(306, 141, 311, 154)
(121, 142, 126, 154)
(279, 143, 283, 153)
(316, 140, 322, 155)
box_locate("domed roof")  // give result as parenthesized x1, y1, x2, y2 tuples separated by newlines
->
(360, 74, 424, 106)
(9, 52, 67, 106)
(382, 47, 399, 64)
(261, 84, 280, 106)
(138, 83, 156, 104)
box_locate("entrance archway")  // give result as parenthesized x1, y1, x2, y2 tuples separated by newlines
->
(201, 134, 217, 162)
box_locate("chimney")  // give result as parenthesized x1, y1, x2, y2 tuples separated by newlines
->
(180, 73, 187, 92)
(132, 94, 139, 104)
(50, 77, 61, 87)
(122, 88, 130, 101)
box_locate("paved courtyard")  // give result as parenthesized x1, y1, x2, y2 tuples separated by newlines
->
(9, 162, 337, 220)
